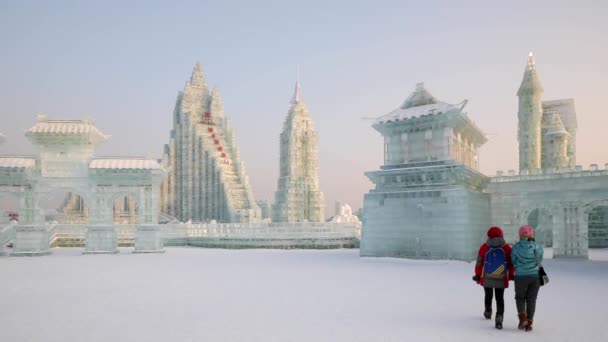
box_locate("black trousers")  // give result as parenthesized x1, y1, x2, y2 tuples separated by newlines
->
(484, 287, 505, 315)
(515, 277, 541, 320)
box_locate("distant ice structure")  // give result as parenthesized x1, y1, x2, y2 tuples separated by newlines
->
(159, 63, 261, 223)
(256, 200, 272, 220)
(517, 52, 578, 173)
(0, 116, 165, 255)
(362, 54, 608, 261)
(272, 74, 325, 223)
(331, 202, 361, 224)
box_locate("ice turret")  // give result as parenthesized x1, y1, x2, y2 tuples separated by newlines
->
(517, 52, 544, 96)
(541, 111, 570, 169)
(517, 52, 544, 173)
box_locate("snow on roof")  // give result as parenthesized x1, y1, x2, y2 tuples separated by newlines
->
(89, 158, 161, 170)
(26, 115, 110, 146)
(0, 157, 36, 169)
(375, 83, 466, 124)
(376, 102, 465, 123)
(28, 120, 108, 136)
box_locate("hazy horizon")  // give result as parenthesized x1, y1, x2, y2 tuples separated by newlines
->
(1, 0, 607, 215)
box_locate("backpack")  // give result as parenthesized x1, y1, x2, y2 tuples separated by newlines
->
(483, 246, 507, 279)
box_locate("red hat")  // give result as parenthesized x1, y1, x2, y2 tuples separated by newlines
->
(487, 226, 504, 238)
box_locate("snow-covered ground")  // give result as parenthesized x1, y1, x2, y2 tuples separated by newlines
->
(1, 247, 607, 342)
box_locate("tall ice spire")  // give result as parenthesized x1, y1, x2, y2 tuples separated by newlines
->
(274, 66, 324, 223)
(290, 65, 303, 104)
(517, 52, 543, 96)
(517, 51, 544, 173)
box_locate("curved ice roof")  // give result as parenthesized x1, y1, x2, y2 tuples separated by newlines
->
(90, 158, 161, 170)
(375, 83, 467, 124)
(0, 157, 36, 169)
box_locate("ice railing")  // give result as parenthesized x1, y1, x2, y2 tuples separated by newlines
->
(162, 222, 362, 240)
(42, 222, 361, 243)
(492, 163, 608, 183)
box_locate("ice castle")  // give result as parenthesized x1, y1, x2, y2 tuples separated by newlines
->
(361, 53, 608, 260)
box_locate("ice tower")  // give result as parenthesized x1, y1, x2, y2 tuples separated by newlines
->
(517, 52, 544, 173)
(272, 74, 325, 223)
(517, 53, 578, 172)
(361, 83, 489, 260)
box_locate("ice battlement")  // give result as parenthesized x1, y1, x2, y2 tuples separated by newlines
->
(492, 163, 608, 182)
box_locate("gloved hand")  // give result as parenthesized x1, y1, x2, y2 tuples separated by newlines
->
(472, 275, 480, 282)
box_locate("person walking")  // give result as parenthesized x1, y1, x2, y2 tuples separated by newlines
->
(512, 225, 544, 332)
(473, 226, 514, 329)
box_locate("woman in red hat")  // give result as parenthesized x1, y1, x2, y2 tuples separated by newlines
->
(473, 226, 515, 329)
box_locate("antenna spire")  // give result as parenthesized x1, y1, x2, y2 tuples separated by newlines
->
(290, 65, 303, 104)
(527, 51, 536, 70)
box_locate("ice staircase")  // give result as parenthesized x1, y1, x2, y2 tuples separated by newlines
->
(202, 122, 252, 210)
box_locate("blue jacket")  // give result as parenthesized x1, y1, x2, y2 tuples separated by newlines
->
(511, 239, 544, 278)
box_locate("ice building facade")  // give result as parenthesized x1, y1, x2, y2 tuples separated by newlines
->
(159, 63, 261, 223)
(361, 83, 490, 260)
(0, 115, 165, 255)
(362, 54, 608, 260)
(272, 77, 325, 222)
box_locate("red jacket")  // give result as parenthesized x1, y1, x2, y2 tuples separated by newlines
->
(474, 243, 515, 288)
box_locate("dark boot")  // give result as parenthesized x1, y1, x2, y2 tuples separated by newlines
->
(518, 312, 528, 330)
(525, 320, 533, 331)
(495, 314, 503, 330)
(484, 309, 492, 319)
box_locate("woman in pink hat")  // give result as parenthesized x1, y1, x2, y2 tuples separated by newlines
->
(511, 225, 544, 332)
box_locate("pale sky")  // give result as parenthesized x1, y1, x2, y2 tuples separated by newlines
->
(1, 0, 607, 215)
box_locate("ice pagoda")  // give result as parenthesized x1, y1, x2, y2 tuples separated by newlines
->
(159, 64, 261, 223)
(272, 75, 325, 222)
(361, 83, 489, 260)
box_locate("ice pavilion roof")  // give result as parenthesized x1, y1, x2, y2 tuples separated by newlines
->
(89, 158, 161, 170)
(0, 157, 36, 169)
(26, 116, 109, 144)
(375, 83, 466, 124)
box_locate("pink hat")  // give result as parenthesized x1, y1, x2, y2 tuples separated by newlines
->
(519, 225, 534, 238)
